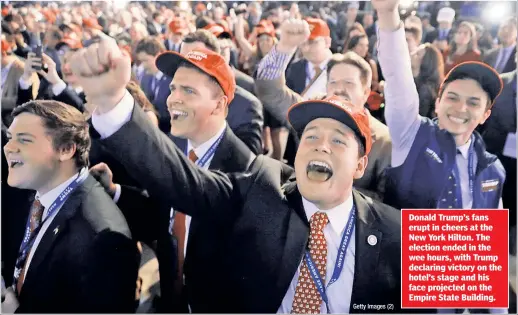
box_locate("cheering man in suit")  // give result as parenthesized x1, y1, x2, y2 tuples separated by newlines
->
(2, 100, 139, 312)
(70, 30, 404, 313)
(180, 29, 264, 155)
(90, 42, 255, 312)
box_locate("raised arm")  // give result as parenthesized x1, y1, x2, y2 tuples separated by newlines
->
(254, 19, 309, 123)
(234, 15, 257, 59)
(373, 0, 422, 167)
(69, 31, 238, 223)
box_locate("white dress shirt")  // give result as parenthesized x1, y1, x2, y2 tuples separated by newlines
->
(278, 194, 355, 314)
(305, 59, 329, 87)
(181, 122, 227, 257)
(23, 169, 85, 279)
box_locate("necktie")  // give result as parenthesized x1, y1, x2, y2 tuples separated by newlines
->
(291, 212, 329, 314)
(302, 65, 324, 97)
(313, 65, 323, 81)
(15, 198, 45, 294)
(438, 150, 462, 209)
(172, 149, 198, 290)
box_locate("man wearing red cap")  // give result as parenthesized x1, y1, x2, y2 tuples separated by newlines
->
(165, 19, 189, 52)
(69, 30, 404, 313)
(70, 32, 255, 312)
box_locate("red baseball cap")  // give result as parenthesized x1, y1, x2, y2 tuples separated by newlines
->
(168, 19, 189, 35)
(305, 18, 330, 40)
(203, 23, 232, 39)
(156, 48, 236, 104)
(441, 61, 503, 108)
(287, 95, 372, 156)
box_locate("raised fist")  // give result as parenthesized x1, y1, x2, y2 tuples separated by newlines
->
(278, 19, 311, 52)
(371, 0, 400, 14)
(68, 29, 131, 107)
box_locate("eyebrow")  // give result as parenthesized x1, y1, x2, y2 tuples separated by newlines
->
(169, 83, 199, 93)
(6, 131, 36, 138)
(447, 91, 482, 102)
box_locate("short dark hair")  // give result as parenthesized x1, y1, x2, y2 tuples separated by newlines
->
(327, 52, 372, 88)
(135, 38, 166, 57)
(183, 30, 221, 54)
(177, 61, 223, 98)
(355, 134, 366, 158)
(11, 100, 91, 169)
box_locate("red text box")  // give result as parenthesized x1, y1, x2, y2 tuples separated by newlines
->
(401, 209, 508, 309)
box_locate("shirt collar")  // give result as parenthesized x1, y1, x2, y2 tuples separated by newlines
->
(37, 170, 83, 220)
(155, 71, 164, 81)
(457, 137, 472, 159)
(302, 193, 354, 236)
(187, 122, 227, 161)
(307, 58, 330, 74)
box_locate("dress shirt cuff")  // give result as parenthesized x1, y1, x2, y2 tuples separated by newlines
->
(18, 76, 32, 90)
(256, 45, 292, 80)
(51, 80, 67, 96)
(113, 184, 121, 203)
(91, 90, 135, 139)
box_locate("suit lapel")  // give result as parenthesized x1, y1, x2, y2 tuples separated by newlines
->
(22, 178, 90, 292)
(209, 127, 231, 170)
(170, 135, 187, 154)
(275, 181, 309, 303)
(349, 191, 382, 312)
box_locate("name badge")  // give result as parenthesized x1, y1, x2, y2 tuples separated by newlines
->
(481, 179, 499, 192)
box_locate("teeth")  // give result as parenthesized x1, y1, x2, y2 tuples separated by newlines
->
(309, 160, 331, 170)
(448, 115, 467, 124)
(9, 160, 23, 167)
(170, 109, 188, 116)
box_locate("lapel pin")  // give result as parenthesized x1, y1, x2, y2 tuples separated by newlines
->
(53, 227, 59, 235)
(367, 235, 377, 246)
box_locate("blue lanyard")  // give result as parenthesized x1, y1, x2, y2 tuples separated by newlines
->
(304, 205, 356, 313)
(185, 131, 225, 168)
(14, 169, 88, 281)
(169, 132, 225, 231)
(451, 135, 475, 208)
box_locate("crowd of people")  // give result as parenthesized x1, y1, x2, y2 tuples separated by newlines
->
(1, 0, 516, 313)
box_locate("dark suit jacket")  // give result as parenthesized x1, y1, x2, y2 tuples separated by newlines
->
(114, 125, 254, 312)
(163, 40, 182, 53)
(15, 175, 140, 313)
(97, 104, 409, 313)
(285, 59, 308, 95)
(140, 73, 173, 132)
(227, 86, 264, 155)
(484, 47, 517, 74)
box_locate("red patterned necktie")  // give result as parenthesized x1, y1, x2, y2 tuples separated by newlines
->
(172, 149, 198, 291)
(16, 198, 45, 294)
(291, 212, 329, 314)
